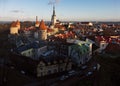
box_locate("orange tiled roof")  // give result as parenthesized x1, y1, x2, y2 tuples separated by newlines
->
(11, 21, 17, 27)
(47, 28, 54, 32)
(16, 20, 20, 25)
(36, 20, 40, 24)
(39, 20, 47, 30)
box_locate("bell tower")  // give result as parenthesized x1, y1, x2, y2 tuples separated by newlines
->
(51, 5, 56, 26)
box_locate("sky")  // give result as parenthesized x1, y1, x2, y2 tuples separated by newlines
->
(0, 0, 120, 21)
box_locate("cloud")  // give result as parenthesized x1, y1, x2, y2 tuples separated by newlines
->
(11, 10, 24, 13)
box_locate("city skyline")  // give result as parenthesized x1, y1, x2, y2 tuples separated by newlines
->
(0, 0, 120, 21)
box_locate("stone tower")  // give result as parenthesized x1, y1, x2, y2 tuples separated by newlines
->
(10, 21, 19, 34)
(39, 20, 47, 40)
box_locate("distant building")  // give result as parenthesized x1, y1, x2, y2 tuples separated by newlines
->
(10, 53, 72, 77)
(37, 57, 72, 77)
(51, 6, 57, 26)
(80, 22, 93, 26)
(95, 36, 109, 53)
(67, 39, 92, 66)
(95, 36, 120, 53)
(10, 20, 20, 34)
(35, 16, 40, 28)
(14, 42, 47, 60)
(15, 43, 34, 58)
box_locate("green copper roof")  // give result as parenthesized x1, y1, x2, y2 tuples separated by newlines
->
(70, 44, 89, 55)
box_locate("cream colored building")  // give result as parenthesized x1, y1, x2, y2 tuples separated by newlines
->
(10, 21, 19, 34)
(37, 58, 72, 77)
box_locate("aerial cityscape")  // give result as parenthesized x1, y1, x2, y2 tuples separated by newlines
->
(0, 0, 120, 86)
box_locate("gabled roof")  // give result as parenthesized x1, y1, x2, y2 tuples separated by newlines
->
(71, 44, 89, 55)
(15, 42, 40, 53)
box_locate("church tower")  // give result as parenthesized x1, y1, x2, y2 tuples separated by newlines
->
(51, 6, 56, 26)
(35, 16, 40, 28)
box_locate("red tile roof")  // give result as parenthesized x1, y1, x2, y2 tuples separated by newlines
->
(47, 28, 54, 33)
(36, 20, 40, 24)
(39, 20, 47, 30)
(11, 20, 20, 27)
(11, 21, 17, 27)
(95, 36, 120, 44)
(16, 20, 20, 25)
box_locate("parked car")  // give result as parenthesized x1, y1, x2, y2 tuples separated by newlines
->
(81, 65, 87, 70)
(93, 66, 97, 70)
(68, 70, 76, 74)
(21, 70, 25, 74)
(68, 70, 76, 76)
(86, 71, 93, 76)
(60, 75, 69, 81)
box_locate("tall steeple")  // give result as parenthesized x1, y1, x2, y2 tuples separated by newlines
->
(53, 5, 56, 16)
(35, 16, 40, 28)
(51, 5, 56, 26)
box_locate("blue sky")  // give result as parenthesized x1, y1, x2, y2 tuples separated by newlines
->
(0, 0, 120, 21)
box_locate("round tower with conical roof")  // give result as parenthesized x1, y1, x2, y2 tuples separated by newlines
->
(39, 20, 47, 40)
(16, 20, 20, 30)
(10, 21, 19, 34)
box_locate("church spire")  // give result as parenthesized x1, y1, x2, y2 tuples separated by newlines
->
(53, 5, 56, 16)
(51, 5, 56, 26)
